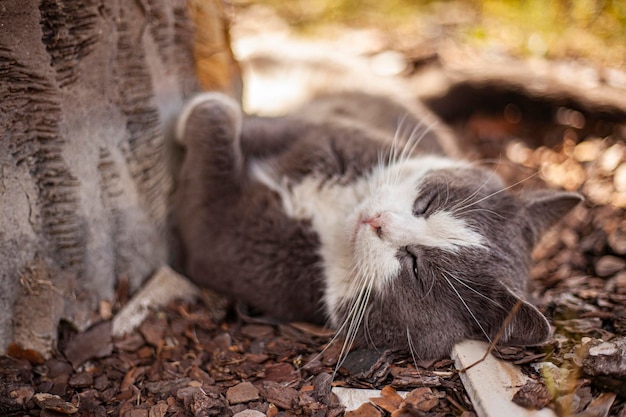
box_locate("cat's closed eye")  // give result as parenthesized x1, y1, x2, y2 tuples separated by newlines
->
(413, 193, 436, 217)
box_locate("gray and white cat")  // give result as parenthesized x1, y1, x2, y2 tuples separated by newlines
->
(173, 90, 582, 360)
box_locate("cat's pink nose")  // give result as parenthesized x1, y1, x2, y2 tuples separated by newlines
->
(364, 215, 381, 228)
(363, 214, 383, 235)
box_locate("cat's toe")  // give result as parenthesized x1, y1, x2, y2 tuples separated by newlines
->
(176, 92, 242, 145)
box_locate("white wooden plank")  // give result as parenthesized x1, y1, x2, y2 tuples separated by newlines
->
(451, 340, 557, 417)
(112, 265, 200, 336)
(332, 387, 408, 411)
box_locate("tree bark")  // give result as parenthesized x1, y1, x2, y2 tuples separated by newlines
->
(0, 0, 238, 355)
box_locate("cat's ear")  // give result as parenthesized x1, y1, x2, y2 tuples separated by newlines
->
(495, 287, 551, 346)
(520, 190, 583, 243)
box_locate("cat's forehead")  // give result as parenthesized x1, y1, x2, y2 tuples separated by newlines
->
(381, 156, 470, 180)
(373, 158, 504, 197)
(420, 166, 504, 191)
(369, 156, 471, 199)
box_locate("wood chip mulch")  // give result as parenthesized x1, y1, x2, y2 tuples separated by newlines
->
(0, 298, 475, 417)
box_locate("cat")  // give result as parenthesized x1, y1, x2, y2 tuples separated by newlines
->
(172, 89, 582, 360)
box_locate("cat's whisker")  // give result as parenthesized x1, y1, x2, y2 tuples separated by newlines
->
(413, 268, 436, 301)
(312, 268, 371, 346)
(350, 268, 374, 326)
(312, 267, 368, 371)
(393, 120, 439, 188)
(406, 327, 421, 370)
(450, 166, 500, 213)
(391, 115, 406, 163)
(397, 122, 424, 165)
(444, 270, 506, 310)
(391, 119, 431, 181)
(456, 171, 539, 212)
(302, 311, 356, 373)
(372, 151, 386, 194)
(442, 272, 493, 344)
(449, 156, 511, 212)
(399, 119, 437, 166)
(335, 288, 373, 375)
(363, 306, 379, 352)
(376, 151, 383, 175)
(333, 267, 375, 375)
(440, 179, 451, 209)
(389, 114, 409, 167)
(332, 305, 362, 375)
(423, 272, 436, 300)
(385, 121, 437, 186)
(457, 207, 509, 220)
(345, 262, 371, 302)
(388, 115, 417, 186)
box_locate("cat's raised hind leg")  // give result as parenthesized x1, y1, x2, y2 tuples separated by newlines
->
(175, 92, 244, 196)
(173, 92, 245, 270)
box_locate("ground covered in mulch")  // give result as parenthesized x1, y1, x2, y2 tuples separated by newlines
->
(1, 297, 477, 417)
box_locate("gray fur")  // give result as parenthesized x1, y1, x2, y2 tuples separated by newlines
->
(173, 92, 582, 359)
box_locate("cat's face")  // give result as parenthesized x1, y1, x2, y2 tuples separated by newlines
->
(329, 160, 581, 359)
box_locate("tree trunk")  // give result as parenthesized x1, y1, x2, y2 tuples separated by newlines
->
(0, 0, 239, 356)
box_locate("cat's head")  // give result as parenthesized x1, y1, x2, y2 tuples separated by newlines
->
(329, 158, 582, 359)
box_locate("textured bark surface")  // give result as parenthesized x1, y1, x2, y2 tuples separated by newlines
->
(0, 0, 238, 356)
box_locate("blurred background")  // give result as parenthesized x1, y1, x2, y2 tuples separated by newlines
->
(230, 0, 626, 69)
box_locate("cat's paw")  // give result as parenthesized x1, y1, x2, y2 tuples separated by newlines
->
(176, 92, 242, 146)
